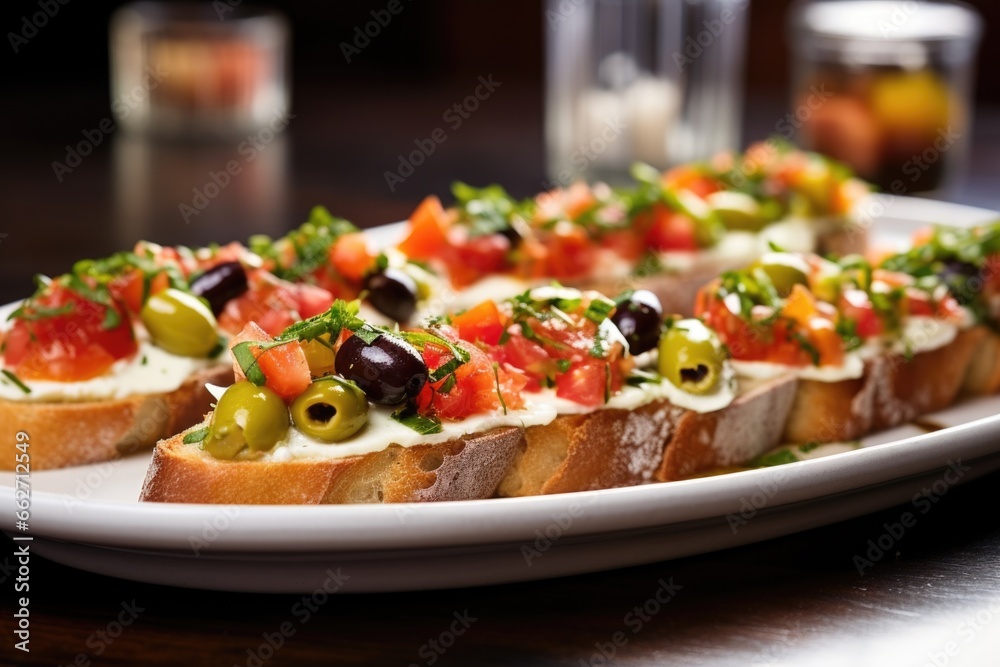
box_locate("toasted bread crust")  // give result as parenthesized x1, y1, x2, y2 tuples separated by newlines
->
(783, 372, 876, 443)
(657, 374, 798, 481)
(498, 401, 683, 497)
(0, 365, 231, 471)
(962, 326, 1000, 395)
(874, 327, 984, 429)
(783, 330, 984, 443)
(140, 424, 522, 504)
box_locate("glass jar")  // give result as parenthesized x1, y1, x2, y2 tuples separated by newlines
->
(545, 0, 750, 187)
(110, 2, 289, 137)
(787, 0, 982, 195)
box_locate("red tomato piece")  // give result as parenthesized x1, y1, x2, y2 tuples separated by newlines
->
(329, 232, 375, 283)
(398, 196, 450, 260)
(452, 300, 505, 346)
(229, 322, 311, 402)
(640, 205, 699, 252)
(555, 360, 610, 407)
(3, 285, 137, 382)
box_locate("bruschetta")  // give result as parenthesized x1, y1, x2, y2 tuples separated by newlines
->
(695, 251, 979, 443)
(140, 287, 796, 503)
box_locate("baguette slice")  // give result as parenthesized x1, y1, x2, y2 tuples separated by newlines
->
(497, 400, 684, 497)
(497, 375, 797, 496)
(583, 223, 864, 318)
(782, 328, 983, 443)
(657, 374, 798, 481)
(140, 424, 522, 504)
(961, 325, 1000, 395)
(873, 326, 984, 429)
(0, 365, 231, 471)
(782, 371, 878, 444)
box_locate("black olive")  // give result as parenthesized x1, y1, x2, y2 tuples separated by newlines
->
(189, 261, 248, 315)
(335, 333, 428, 405)
(364, 268, 418, 323)
(498, 225, 522, 247)
(611, 290, 663, 355)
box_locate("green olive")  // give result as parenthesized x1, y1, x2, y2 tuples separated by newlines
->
(141, 288, 219, 357)
(204, 381, 290, 459)
(753, 252, 811, 297)
(290, 376, 369, 443)
(301, 336, 337, 377)
(658, 319, 726, 395)
(707, 191, 767, 232)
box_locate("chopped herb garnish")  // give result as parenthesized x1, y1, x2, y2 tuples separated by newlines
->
(391, 407, 443, 435)
(183, 427, 210, 444)
(231, 342, 266, 386)
(492, 362, 507, 415)
(583, 295, 616, 324)
(791, 332, 821, 366)
(1, 370, 31, 394)
(626, 369, 662, 386)
(556, 358, 572, 373)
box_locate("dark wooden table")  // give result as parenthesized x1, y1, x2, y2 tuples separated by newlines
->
(2, 81, 1000, 666)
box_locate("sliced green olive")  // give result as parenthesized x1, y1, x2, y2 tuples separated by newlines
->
(754, 252, 811, 297)
(204, 381, 290, 459)
(706, 191, 767, 232)
(658, 319, 726, 395)
(141, 288, 219, 357)
(290, 376, 369, 443)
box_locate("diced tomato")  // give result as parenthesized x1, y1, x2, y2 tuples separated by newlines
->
(555, 360, 614, 407)
(696, 283, 831, 367)
(452, 300, 505, 346)
(295, 283, 334, 319)
(839, 288, 885, 338)
(534, 181, 597, 223)
(781, 284, 819, 326)
(416, 336, 526, 420)
(640, 205, 698, 252)
(512, 236, 551, 280)
(109, 269, 170, 314)
(446, 233, 512, 287)
(808, 317, 846, 367)
(493, 328, 555, 389)
(3, 284, 137, 382)
(329, 232, 375, 283)
(600, 230, 645, 262)
(477, 295, 631, 407)
(662, 166, 721, 200)
(398, 196, 450, 260)
(219, 270, 333, 337)
(561, 182, 599, 220)
(902, 288, 963, 321)
(229, 322, 311, 402)
(543, 223, 596, 280)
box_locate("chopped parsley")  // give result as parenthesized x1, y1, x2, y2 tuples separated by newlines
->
(183, 427, 209, 444)
(1, 370, 31, 394)
(391, 406, 443, 435)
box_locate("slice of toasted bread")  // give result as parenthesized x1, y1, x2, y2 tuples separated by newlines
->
(140, 424, 522, 504)
(873, 327, 984, 429)
(657, 374, 798, 481)
(497, 400, 685, 497)
(1, 365, 232, 471)
(498, 375, 797, 496)
(782, 370, 878, 444)
(782, 328, 983, 443)
(962, 325, 1000, 395)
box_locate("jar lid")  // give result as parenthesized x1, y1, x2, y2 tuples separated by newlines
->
(788, 0, 983, 66)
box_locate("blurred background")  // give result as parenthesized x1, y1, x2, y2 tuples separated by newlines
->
(1, 0, 997, 303)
